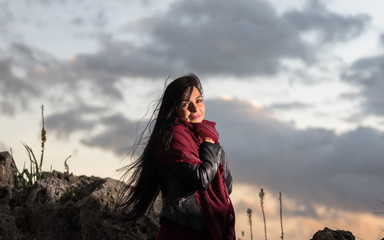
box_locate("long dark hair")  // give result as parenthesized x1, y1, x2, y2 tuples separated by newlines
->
(118, 73, 203, 222)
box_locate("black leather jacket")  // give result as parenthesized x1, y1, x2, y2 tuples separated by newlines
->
(157, 142, 233, 231)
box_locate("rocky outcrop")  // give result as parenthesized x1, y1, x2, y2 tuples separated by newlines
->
(311, 227, 355, 240)
(0, 151, 160, 240)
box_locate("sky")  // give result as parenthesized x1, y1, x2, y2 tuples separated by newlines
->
(1, 0, 384, 239)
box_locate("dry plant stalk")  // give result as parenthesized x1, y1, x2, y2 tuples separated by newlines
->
(280, 192, 284, 240)
(259, 188, 267, 240)
(40, 105, 46, 171)
(247, 208, 253, 240)
(16, 105, 48, 190)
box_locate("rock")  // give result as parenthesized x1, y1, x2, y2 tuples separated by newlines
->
(311, 227, 355, 240)
(0, 151, 18, 203)
(0, 151, 160, 240)
(0, 151, 18, 187)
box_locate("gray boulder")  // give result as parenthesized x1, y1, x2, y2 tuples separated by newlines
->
(0, 151, 19, 203)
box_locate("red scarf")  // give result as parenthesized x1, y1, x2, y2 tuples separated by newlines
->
(161, 119, 236, 240)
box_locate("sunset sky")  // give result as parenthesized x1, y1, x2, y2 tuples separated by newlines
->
(1, 0, 384, 238)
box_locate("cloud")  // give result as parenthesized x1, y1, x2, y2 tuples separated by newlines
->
(75, 0, 369, 78)
(0, 0, 371, 116)
(284, 0, 370, 43)
(0, 41, 126, 115)
(0, 1, 15, 40)
(45, 105, 105, 138)
(267, 101, 311, 111)
(0, 43, 58, 114)
(0, 48, 39, 116)
(0, 1, 129, 116)
(342, 34, 384, 116)
(81, 114, 141, 156)
(205, 98, 384, 215)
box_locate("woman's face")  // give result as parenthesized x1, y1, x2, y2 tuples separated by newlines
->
(177, 86, 205, 123)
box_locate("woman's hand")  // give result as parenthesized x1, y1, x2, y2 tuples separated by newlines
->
(193, 120, 218, 144)
(198, 133, 215, 143)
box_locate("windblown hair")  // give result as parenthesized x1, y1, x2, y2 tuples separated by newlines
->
(118, 73, 203, 222)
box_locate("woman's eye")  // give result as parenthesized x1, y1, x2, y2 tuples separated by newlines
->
(182, 102, 189, 107)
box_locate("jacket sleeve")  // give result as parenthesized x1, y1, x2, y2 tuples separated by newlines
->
(220, 149, 233, 194)
(162, 142, 223, 191)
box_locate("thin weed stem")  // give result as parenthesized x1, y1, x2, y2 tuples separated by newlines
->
(40, 105, 46, 171)
(16, 105, 48, 190)
(259, 188, 267, 240)
(247, 208, 253, 240)
(280, 192, 284, 240)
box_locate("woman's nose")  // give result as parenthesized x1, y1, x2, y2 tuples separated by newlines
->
(188, 103, 196, 112)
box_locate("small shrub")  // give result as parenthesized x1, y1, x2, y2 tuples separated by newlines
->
(15, 105, 50, 191)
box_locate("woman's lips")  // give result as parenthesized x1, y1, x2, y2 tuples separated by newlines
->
(190, 114, 201, 120)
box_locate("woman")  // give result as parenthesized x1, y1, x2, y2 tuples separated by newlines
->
(119, 73, 235, 240)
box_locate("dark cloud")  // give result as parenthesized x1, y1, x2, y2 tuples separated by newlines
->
(76, 0, 368, 78)
(267, 101, 311, 110)
(149, 0, 310, 76)
(0, 43, 58, 115)
(0, 52, 38, 116)
(45, 105, 104, 138)
(205, 98, 384, 215)
(284, 0, 370, 43)
(81, 114, 141, 156)
(342, 34, 384, 116)
(0, 41, 125, 115)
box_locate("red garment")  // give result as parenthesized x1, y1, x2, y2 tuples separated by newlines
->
(196, 164, 236, 240)
(162, 119, 236, 240)
(193, 120, 220, 144)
